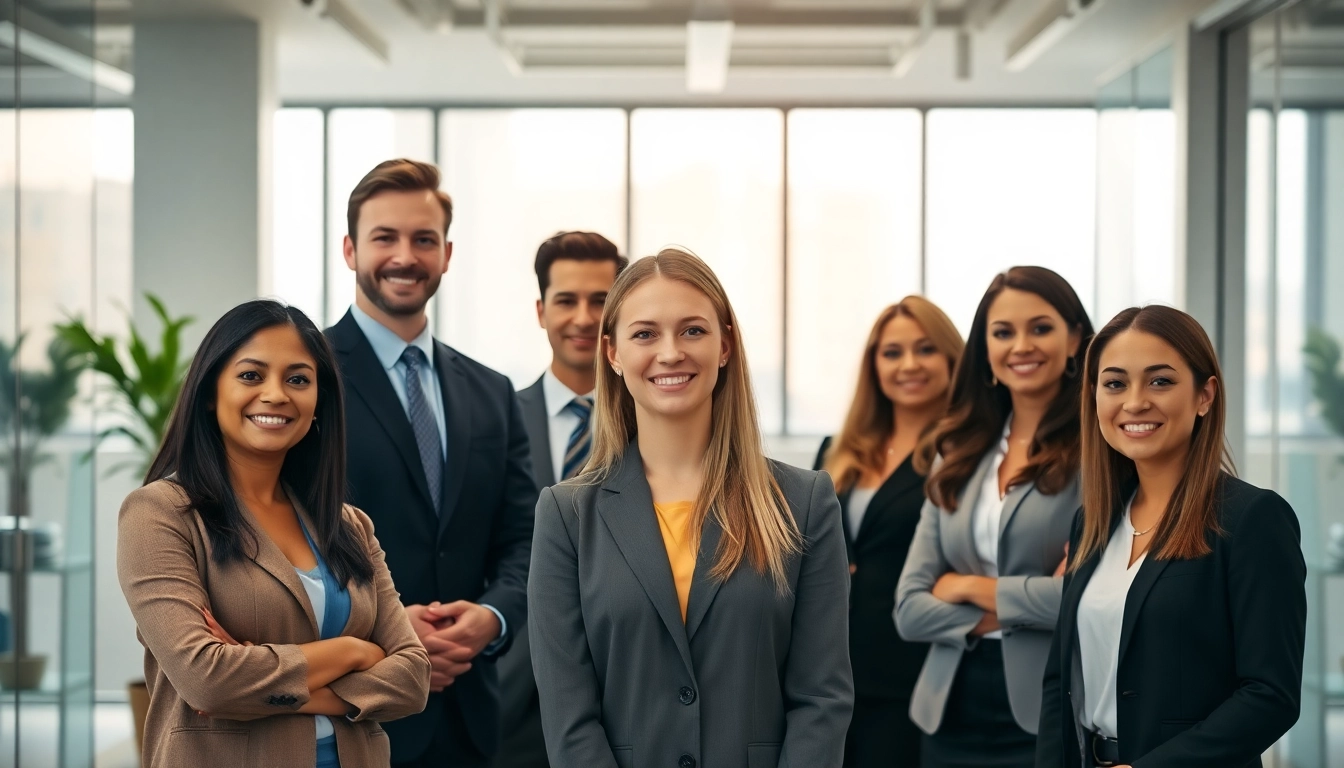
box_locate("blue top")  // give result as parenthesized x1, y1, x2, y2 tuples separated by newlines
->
(295, 519, 351, 755)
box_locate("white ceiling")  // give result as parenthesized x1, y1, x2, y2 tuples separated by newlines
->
(136, 0, 1223, 105)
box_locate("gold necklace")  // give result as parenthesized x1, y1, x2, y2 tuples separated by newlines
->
(1131, 519, 1158, 537)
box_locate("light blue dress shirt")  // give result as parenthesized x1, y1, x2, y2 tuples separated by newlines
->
(348, 304, 507, 651)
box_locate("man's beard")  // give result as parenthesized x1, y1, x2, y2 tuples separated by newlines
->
(356, 266, 440, 317)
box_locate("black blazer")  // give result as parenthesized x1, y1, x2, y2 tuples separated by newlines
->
(326, 311, 539, 762)
(814, 438, 928, 701)
(1036, 474, 1306, 768)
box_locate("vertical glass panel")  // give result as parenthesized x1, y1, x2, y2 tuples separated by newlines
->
(785, 109, 923, 436)
(630, 109, 785, 433)
(437, 109, 627, 387)
(0, 3, 15, 761)
(925, 109, 1098, 336)
(272, 109, 326, 324)
(326, 109, 434, 325)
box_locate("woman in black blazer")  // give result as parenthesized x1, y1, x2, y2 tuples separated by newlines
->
(814, 296, 964, 768)
(1037, 305, 1306, 768)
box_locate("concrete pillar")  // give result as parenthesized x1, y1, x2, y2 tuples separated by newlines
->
(132, 18, 274, 348)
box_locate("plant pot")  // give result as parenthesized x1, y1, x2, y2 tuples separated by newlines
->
(128, 679, 150, 757)
(0, 653, 46, 690)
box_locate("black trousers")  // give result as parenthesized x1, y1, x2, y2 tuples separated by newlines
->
(921, 640, 1035, 768)
(392, 700, 490, 768)
(845, 694, 921, 768)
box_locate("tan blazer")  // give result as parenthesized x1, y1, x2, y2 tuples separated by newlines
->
(118, 480, 431, 768)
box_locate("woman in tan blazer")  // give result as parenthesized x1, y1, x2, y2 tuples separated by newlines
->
(118, 300, 430, 768)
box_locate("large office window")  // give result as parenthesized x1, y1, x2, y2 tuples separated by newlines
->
(437, 109, 627, 385)
(924, 109, 1099, 335)
(631, 109, 786, 433)
(785, 109, 924, 435)
(272, 108, 325, 323)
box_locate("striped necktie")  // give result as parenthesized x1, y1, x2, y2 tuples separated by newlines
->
(562, 396, 594, 480)
(400, 346, 443, 512)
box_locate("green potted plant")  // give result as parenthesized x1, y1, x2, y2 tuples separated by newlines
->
(56, 293, 192, 744)
(56, 294, 194, 476)
(0, 333, 87, 689)
(1303, 328, 1344, 443)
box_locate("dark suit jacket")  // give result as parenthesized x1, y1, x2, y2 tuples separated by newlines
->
(327, 311, 539, 762)
(1036, 474, 1306, 768)
(529, 443, 855, 768)
(814, 437, 929, 702)
(495, 375, 552, 768)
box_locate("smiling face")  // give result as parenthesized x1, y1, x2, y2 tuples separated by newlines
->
(538, 258, 619, 383)
(1096, 329, 1216, 468)
(214, 324, 319, 463)
(605, 275, 730, 424)
(874, 314, 952, 412)
(985, 287, 1081, 401)
(344, 189, 451, 318)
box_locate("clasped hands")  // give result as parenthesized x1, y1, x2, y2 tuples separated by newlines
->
(405, 601, 502, 692)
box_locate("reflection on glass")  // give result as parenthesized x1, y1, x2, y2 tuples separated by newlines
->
(631, 109, 785, 433)
(785, 109, 923, 435)
(272, 109, 325, 324)
(437, 109, 627, 387)
(326, 109, 435, 325)
(924, 109, 1098, 335)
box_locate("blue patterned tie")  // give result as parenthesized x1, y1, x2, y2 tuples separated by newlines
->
(400, 346, 443, 512)
(562, 396, 594, 480)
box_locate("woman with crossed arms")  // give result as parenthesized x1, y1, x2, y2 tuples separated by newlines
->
(1036, 305, 1305, 768)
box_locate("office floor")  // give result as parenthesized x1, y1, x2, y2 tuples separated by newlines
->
(0, 701, 1337, 767)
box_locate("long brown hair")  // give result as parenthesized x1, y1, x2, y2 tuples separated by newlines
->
(583, 248, 801, 590)
(926, 266, 1093, 510)
(824, 297, 964, 493)
(1072, 305, 1232, 568)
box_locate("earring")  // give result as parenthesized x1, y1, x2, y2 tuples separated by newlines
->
(719, 360, 727, 368)
(1064, 357, 1079, 378)
(985, 372, 999, 388)
(311, 417, 320, 433)
(613, 368, 622, 377)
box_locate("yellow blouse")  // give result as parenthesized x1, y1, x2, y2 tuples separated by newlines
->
(653, 501, 697, 621)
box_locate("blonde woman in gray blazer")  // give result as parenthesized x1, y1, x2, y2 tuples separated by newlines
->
(528, 250, 853, 768)
(895, 268, 1092, 768)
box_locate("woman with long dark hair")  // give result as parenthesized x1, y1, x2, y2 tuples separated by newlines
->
(895, 266, 1093, 768)
(118, 300, 429, 768)
(815, 296, 964, 767)
(1036, 306, 1305, 768)
(528, 248, 853, 767)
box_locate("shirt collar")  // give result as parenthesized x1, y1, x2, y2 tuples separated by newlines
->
(542, 368, 591, 419)
(996, 414, 1013, 454)
(349, 303, 436, 372)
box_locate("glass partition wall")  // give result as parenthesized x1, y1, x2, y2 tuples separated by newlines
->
(0, 0, 102, 765)
(1240, 4, 1344, 765)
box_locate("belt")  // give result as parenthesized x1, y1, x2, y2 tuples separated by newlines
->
(1089, 731, 1120, 767)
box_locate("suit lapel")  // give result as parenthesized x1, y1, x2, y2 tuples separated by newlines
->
(685, 514, 725, 640)
(518, 376, 555, 488)
(945, 450, 996, 575)
(595, 444, 695, 674)
(329, 312, 436, 517)
(436, 342, 473, 536)
(1057, 532, 1106, 693)
(1117, 540, 1171, 666)
(998, 481, 1035, 539)
(854, 456, 921, 545)
(241, 503, 320, 638)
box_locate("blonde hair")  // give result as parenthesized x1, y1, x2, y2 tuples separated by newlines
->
(582, 248, 801, 590)
(824, 296, 964, 493)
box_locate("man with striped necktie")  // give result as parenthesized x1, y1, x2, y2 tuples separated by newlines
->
(497, 231, 627, 768)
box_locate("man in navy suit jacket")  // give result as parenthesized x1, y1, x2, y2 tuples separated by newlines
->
(325, 158, 537, 768)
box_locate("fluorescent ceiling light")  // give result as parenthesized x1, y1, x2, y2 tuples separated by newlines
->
(304, 0, 390, 65)
(686, 20, 733, 93)
(0, 21, 133, 94)
(1004, 0, 1104, 73)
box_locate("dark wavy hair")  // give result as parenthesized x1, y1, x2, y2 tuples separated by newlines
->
(926, 266, 1094, 510)
(144, 300, 373, 586)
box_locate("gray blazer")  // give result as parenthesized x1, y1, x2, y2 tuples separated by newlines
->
(528, 443, 854, 768)
(894, 451, 1078, 735)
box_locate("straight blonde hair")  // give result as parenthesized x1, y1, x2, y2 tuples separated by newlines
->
(582, 248, 801, 591)
(1072, 305, 1233, 570)
(824, 297, 964, 494)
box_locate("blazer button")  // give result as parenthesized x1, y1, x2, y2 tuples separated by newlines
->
(679, 755, 696, 768)
(678, 686, 696, 705)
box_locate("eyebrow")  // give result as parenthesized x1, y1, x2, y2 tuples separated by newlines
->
(990, 315, 1052, 325)
(1101, 363, 1177, 375)
(552, 290, 609, 298)
(235, 358, 315, 372)
(369, 226, 441, 238)
(626, 315, 710, 328)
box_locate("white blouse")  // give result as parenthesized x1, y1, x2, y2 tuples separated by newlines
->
(1077, 502, 1147, 739)
(969, 420, 1013, 639)
(846, 486, 878, 541)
